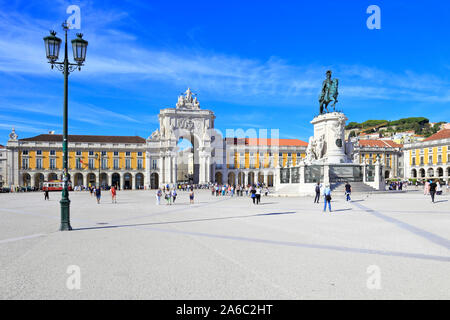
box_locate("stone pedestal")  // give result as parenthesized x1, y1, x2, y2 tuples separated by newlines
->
(310, 112, 348, 164)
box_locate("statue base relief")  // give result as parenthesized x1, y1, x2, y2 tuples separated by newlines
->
(310, 111, 350, 165)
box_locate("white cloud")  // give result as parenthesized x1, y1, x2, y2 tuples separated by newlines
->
(0, 2, 449, 108)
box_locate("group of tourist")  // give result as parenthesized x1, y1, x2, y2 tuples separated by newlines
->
(87, 185, 117, 204)
(313, 181, 353, 213)
(314, 182, 334, 212)
(211, 184, 269, 197)
(388, 180, 407, 190)
(155, 186, 194, 205)
(210, 183, 269, 205)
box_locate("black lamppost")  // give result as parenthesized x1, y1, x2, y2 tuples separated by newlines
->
(44, 22, 88, 231)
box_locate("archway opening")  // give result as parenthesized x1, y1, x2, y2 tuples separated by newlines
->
(112, 173, 120, 189)
(238, 172, 245, 185)
(124, 173, 132, 189)
(48, 173, 58, 181)
(22, 173, 31, 187)
(248, 172, 255, 185)
(411, 169, 417, 178)
(74, 173, 83, 186)
(100, 173, 108, 187)
(150, 173, 159, 189)
(228, 172, 235, 186)
(384, 170, 390, 179)
(419, 168, 425, 178)
(87, 173, 96, 187)
(258, 172, 264, 185)
(177, 137, 194, 184)
(267, 173, 274, 187)
(437, 167, 443, 177)
(34, 173, 44, 189)
(135, 173, 144, 189)
(427, 168, 434, 178)
(215, 172, 223, 184)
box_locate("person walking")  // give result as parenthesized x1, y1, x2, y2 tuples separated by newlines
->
(424, 181, 430, 195)
(323, 184, 332, 213)
(436, 181, 442, 195)
(189, 189, 194, 204)
(344, 181, 352, 202)
(165, 189, 172, 205)
(314, 182, 321, 203)
(255, 186, 261, 204)
(156, 188, 162, 205)
(250, 186, 257, 204)
(429, 179, 437, 203)
(44, 189, 49, 201)
(95, 186, 101, 204)
(172, 188, 177, 204)
(111, 186, 117, 203)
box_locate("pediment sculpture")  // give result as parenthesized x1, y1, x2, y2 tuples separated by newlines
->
(176, 88, 200, 109)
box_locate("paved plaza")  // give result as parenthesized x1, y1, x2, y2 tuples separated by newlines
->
(0, 189, 449, 299)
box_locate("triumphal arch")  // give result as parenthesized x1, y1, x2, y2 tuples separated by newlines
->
(146, 88, 217, 187)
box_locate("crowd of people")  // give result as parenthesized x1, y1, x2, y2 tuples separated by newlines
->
(14, 176, 448, 207)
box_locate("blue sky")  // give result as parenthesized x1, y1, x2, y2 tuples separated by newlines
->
(0, 0, 449, 145)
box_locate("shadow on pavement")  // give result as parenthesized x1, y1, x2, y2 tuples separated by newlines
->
(74, 211, 296, 232)
(332, 208, 353, 212)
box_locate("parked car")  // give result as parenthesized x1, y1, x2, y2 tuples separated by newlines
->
(0, 187, 11, 193)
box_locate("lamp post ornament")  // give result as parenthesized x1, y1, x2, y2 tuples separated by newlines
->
(44, 22, 88, 231)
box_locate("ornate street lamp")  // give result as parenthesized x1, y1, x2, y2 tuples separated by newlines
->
(44, 22, 88, 231)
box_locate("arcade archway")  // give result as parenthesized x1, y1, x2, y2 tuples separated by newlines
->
(135, 173, 144, 189)
(124, 173, 132, 189)
(150, 172, 159, 189)
(87, 173, 96, 187)
(228, 172, 235, 185)
(215, 172, 223, 184)
(74, 173, 83, 186)
(112, 173, 120, 188)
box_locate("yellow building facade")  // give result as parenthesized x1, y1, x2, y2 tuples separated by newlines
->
(403, 129, 450, 180)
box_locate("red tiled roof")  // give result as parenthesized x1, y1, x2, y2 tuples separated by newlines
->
(423, 129, 450, 142)
(358, 139, 403, 148)
(0, 144, 5, 149)
(225, 138, 307, 147)
(20, 134, 146, 144)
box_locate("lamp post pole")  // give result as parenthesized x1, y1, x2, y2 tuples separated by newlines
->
(44, 22, 88, 231)
(60, 23, 71, 231)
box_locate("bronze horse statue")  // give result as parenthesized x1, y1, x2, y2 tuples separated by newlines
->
(319, 70, 339, 114)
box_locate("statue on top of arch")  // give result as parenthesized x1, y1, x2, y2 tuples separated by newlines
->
(176, 88, 200, 109)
